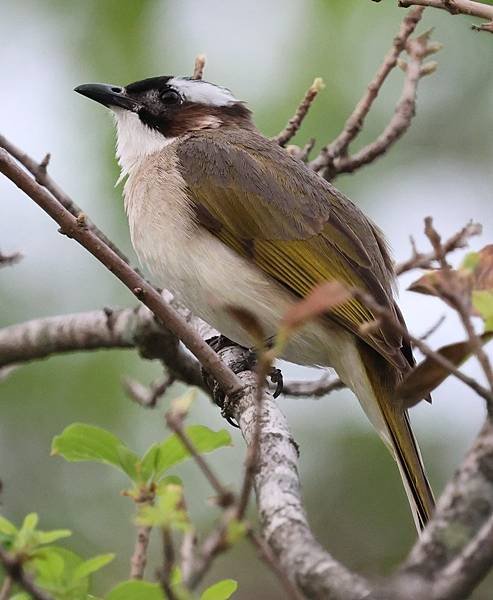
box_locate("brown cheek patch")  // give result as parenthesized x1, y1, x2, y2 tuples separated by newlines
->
(161, 102, 254, 137)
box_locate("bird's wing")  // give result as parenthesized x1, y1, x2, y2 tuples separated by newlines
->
(176, 128, 408, 370)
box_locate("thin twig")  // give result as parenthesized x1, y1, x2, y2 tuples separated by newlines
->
(322, 30, 433, 178)
(273, 78, 324, 147)
(0, 546, 54, 600)
(419, 314, 446, 341)
(0, 148, 243, 399)
(192, 54, 206, 80)
(159, 527, 178, 600)
(124, 373, 176, 408)
(354, 288, 493, 403)
(0, 250, 22, 268)
(0, 134, 140, 274)
(395, 221, 482, 275)
(165, 411, 235, 508)
(423, 218, 493, 399)
(130, 524, 152, 579)
(311, 6, 425, 177)
(281, 375, 345, 398)
(0, 576, 13, 600)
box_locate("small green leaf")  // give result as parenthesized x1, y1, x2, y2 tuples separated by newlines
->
(0, 514, 17, 536)
(15, 513, 40, 549)
(52, 423, 140, 480)
(473, 290, 493, 331)
(10, 594, 31, 600)
(106, 580, 164, 600)
(73, 553, 115, 580)
(136, 484, 189, 530)
(35, 529, 72, 545)
(201, 579, 238, 600)
(462, 251, 480, 272)
(152, 425, 232, 480)
(225, 519, 247, 545)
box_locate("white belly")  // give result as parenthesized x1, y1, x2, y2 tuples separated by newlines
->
(122, 152, 353, 367)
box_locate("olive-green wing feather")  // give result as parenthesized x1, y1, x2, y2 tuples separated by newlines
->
(176, 128, 408, 370)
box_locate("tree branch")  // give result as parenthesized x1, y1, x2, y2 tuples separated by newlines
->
(273, 78, 324, 147)
(0, 148, 243, 400)
(0, 546, 54, 600)
(311, 6, 426, 178)
(391, 420, 493, 600)
(0, 306, 205, 391)
(398, 0, 493, 31)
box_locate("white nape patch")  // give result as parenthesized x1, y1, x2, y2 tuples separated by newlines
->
(112, 108, 175, 180)
(169, 77, 237, 107)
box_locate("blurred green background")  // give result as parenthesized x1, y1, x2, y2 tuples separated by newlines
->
(1, 1, 493, 598)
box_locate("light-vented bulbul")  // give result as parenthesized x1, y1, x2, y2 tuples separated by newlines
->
(75, 75, 434, 532)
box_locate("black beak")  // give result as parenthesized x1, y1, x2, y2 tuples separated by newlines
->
(74, 83, 139, 111)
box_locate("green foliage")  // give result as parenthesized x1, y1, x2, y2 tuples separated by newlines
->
(105, 580, 164, 600)
(0, 512, 71, 553)
(52, 423, 231, 486)
(51, 423, 140, 480)
(139, 426, 232, 483)
(136, 483, 189, 530)
(0, 513, 113, 600)
(225, 519, 247, 546)
(200, 579, 238, 600)
(473, 290, 493, 332)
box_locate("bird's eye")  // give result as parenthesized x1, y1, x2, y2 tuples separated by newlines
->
(160, 89, 181, 105)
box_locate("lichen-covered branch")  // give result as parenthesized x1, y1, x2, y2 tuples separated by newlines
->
(0, 306, 205, 390)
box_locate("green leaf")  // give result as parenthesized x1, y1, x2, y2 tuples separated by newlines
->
(201, 579, 238, 600)
(73, 553, 115, 580)
(35, 529, 72, 545)
(136, 484, 189, 530)
(10, 594, 31, 600)
(52, 423, 140, 480)
(473, 290, 493, 331)
(31, 546, 90, 598)
(225, 519, 247, 545)
(461, 251, 480, 272)
(15, 513, 39, 550)
(144, 425, 231, 481)
(106, 580, 164, 600)
(0, 514, 17, 536)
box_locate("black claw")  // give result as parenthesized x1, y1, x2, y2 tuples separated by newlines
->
(269, 367, 284, 398)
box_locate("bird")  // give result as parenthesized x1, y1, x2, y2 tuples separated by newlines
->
(75, 75, 435, 532)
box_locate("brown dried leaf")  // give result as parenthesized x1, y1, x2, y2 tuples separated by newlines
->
(397, 332, 493, 408)
(408, 269, 472, 307)
(224, 305, 265, 347)
(473, 245, 493, 291)
(281, 281, 350, 333)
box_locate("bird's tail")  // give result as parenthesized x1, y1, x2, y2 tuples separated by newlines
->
(351, 343, 435, 532)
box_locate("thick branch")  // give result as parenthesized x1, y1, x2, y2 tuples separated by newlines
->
(0, 148, 242, 399)
(391, 420, 493, 599)
(0, 307, 204, 390)
(219, 344, 371, 600)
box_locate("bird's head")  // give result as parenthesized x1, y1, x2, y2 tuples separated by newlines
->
(75, 76, 253, 174)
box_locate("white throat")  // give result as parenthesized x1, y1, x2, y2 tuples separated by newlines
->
(112, 108, 174, 179)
